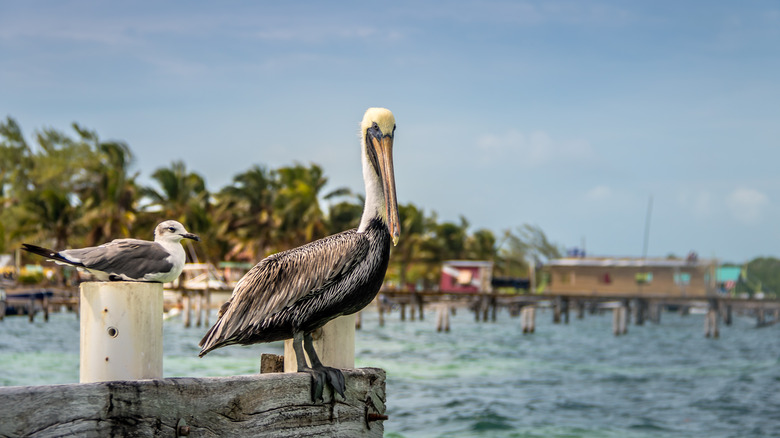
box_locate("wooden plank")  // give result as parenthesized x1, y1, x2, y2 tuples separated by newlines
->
(0, 368, 386, 438)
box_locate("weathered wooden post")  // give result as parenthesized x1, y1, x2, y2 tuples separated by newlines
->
(204, 285, 211, 327)
(521, 305, 536, 334)
(757, 308, 765, 327)
(704, 308, 719, 338)
(634, 299, 646, 325)
(722, 303, 732, 326)
(28, 296, 35, 323)
(195, 290, 203, 327)
(521, 306, 530, 334)
(283, 314, 356, 373)
(43, 293, 50, 322)
(612, 306, 620, 336)
(553, 296, 562, 324)
(705, 299, 719, 338)
(436, 303, 450, 332)
(182, 290, 192, 328)
(80, 282, 163, 383)
(613, 304, 628, 336)
(576, 300, 585, 319)
(620, 304, 628, 335)
(400, 302, 406, 321)
(377, 297, 385, 327)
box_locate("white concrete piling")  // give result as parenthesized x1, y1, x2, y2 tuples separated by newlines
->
(79, 282, 163, 383)
(283, 314, 356, 373)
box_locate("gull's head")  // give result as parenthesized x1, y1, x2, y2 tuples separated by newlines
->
(154, 220, 200, 243)
(360, 107, 400, 246)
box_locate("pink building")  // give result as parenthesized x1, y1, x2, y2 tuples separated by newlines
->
(439, 260, 494, 293)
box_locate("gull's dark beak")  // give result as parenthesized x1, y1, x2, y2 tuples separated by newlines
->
(182, 233, 201, 242)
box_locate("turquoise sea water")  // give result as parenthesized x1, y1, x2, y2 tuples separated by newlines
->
(1, 307, 779, 437)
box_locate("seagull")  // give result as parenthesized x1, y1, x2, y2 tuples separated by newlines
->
(198, 107, 400, 401)
(21, 220, 200, 283)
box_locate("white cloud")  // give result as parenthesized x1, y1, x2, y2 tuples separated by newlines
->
(476, 129, 593, 167)
(726, 188, 768, 224)
(584, 185, 612, 201)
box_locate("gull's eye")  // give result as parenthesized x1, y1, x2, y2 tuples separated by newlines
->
(168, 227, 176, 232)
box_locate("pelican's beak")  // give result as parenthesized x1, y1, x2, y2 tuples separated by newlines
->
(182, 232, 201, 242)
(370, 134, 401, 246)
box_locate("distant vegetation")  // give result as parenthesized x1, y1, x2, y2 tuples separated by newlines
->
(0, 117, 562, 289)
(734, 257, 780, 298)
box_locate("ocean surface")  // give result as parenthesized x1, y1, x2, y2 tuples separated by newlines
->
(1, 305, 779, 437)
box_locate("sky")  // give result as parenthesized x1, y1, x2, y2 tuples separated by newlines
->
(2, 1, 779, 263)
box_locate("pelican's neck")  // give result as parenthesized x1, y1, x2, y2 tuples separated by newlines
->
(358, 139, 386, 233)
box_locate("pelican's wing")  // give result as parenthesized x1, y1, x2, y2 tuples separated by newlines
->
(63, 239, 174, 279)
(199, 229, 368, 352)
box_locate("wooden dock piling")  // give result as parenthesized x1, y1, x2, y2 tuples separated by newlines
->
(613, 305, 628, 336)
(521, 305, 536, 334)
(436, 303, 451, 332)
(377, 297, 385, 327)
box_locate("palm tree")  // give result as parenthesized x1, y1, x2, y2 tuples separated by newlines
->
(392, 203, 430, 290)
(142, 161, 209, 226)
(214, 165, 276, 261)
(72, 124, 139, 245)
(466, 228, 498, 261)
(141, 161, 212, 260)
(13, 125, 92, 250)
(324, 188, 363, 235)
(426, 216, 470, 261)
(0, 117, 34, 252)
(273, 163, 339, 249)
(497, 224, 562, 278)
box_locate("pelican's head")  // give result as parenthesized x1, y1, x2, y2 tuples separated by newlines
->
(154, 220, 201, 243)
(360, 107, 400, 246)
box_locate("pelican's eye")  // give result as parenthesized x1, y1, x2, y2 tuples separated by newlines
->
(368, 122, 382, 138)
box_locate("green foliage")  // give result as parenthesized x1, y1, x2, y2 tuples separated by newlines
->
(738, 257, 780, 297)
(1, 116, 565, 287)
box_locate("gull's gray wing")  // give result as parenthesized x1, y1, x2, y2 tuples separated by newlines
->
(62, 239, 174, 279)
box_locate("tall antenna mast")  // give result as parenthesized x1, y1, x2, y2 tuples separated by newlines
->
(642, 195, 653, 260)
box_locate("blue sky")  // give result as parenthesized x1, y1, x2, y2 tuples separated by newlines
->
(2, 1, 779, 263)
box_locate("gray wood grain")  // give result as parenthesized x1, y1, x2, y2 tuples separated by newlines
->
(0, 368, 386, 438)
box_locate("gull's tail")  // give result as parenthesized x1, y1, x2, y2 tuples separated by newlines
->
(21, 244, 83, 267)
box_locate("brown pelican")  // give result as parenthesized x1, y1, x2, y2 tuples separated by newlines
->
(21, 220, 200, 283)
(199, 107, 399, 400)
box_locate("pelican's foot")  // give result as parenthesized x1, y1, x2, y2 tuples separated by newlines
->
(300, 365, 346, 402)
